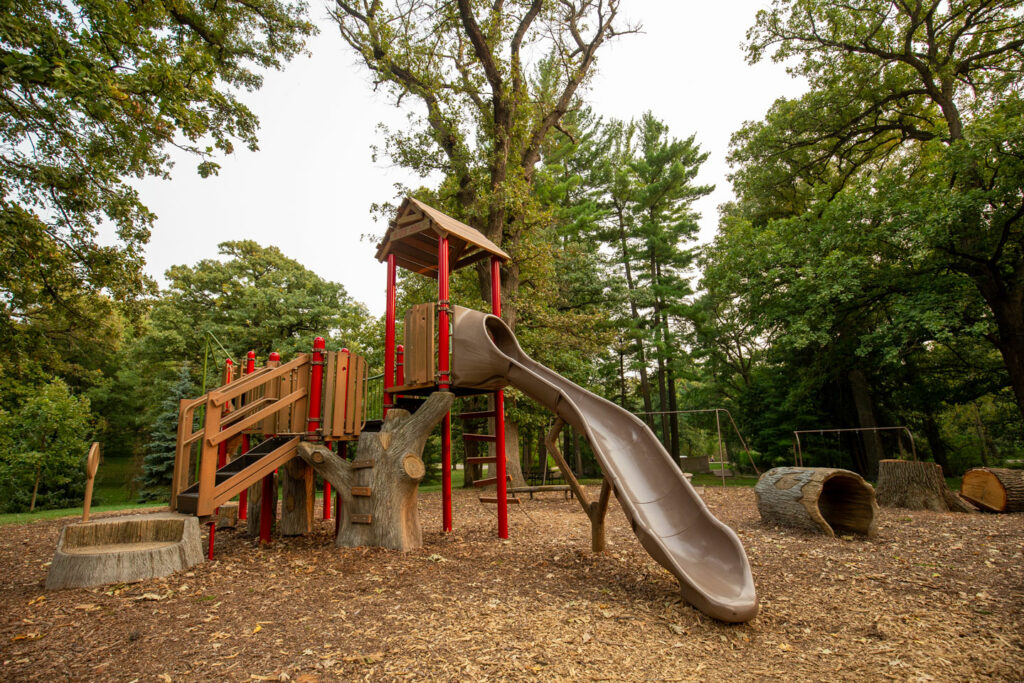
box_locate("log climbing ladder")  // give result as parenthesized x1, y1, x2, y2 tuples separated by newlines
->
(460, 409, 520, 507)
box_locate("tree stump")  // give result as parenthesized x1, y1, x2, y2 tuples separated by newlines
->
(280, 458, 314, 535)
(299, 392, 454, 551)
(47, 513, 203, 589)
(960, 468, 1024, 513)
(875, 459, 974, 513)
(755, 467, 878, 537)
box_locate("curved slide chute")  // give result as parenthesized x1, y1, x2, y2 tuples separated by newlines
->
(451, 306, 758, 622)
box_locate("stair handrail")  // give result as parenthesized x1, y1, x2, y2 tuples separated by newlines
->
(174, 355, 312, 512)
(208, 355, 308, 407)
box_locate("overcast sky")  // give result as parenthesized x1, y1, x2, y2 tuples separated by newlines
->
(134, 1, 806, 316)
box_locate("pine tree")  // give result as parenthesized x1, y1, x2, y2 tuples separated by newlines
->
(138, 364, 194, 502)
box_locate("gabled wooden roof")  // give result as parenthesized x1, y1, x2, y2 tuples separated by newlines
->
(375, 198, 509, 277)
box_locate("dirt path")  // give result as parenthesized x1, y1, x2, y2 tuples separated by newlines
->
(1, 487, 1022, 681)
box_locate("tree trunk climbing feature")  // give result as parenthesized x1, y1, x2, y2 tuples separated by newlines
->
(545, 418, 612, 552)
(755, 467, 879, 537)
(298, 392, 453, 551)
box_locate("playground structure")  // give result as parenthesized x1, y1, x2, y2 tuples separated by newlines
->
(163, 198, 758, 623)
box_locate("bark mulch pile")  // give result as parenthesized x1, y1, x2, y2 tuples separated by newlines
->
(1, 486, 1022, 681)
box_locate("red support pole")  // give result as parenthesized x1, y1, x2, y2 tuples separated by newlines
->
(384, 253, 397, 415)
(491, 256, 508, 539)
(307, 337, 328, 521)
(259, 351, 281, 544)
(207, 522, 216, 560)
(307, 337, 326, 439)
(438, 234, 452, 532)
(238, 351, 256, 521)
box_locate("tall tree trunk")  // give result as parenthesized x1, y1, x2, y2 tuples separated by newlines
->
(617, 344, 627, 407)
(974, 273, 1024, 423)
(972, 403, 999, 467)
(616, 214, 654, 423)
(921, 411, 952, 476)
(848, 369, 885, 479)
(573, 429, 583, 477)
(30, 465, 41, 512)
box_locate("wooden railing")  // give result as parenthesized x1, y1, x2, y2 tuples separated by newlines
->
(172, 355, 311, 513)
(171, 349, 376, 515)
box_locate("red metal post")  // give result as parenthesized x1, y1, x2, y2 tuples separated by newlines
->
(207, 522, 216, 560)
(396, 344, 405, 387)
(491, 256, 508, 539)
(438, 234, 452, 532)
(239, 351, 256, 521)
(307, 337, 326, 438)
(259, 351, 281, 544)
(384, 253, 397, 415)
(307, 337, 328, 521)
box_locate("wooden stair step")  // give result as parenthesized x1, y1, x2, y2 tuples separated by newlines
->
(478, 496, 521, 505)
(466, 456, 497, 465)
(350, 459, 374, 469)
(463, 433, 496, 442)
(473, 475, 512, 488)
(458, 410, 495, 420)
(351, 486, 372, 497)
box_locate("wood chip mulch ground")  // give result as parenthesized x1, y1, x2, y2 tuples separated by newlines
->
(1, 486, 1022, 681)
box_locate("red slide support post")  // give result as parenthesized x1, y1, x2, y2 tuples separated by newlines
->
(259, 351, 281, 544)
(384, 253, 397, 416)
(238, 351, 256, 521)
(491, 256, 508, 539)
(438, 234, 452, 532)
(307, 337, 328, 520)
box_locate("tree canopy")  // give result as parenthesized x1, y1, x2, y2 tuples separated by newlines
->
(0, 0, 316, 386)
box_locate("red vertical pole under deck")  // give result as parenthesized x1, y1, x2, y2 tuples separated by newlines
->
(491, 256, 508, 539)
(438, 235, 452, 532)
(384, 253, 397, 416)
(307, 337, 327, 520)
(239, 351, 256, 521)
(259, 351, 281, 544)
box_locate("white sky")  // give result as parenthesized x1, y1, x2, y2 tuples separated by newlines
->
(135, 1, 806, 316)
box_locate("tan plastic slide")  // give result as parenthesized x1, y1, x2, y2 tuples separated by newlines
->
(451, 306, 758, 622)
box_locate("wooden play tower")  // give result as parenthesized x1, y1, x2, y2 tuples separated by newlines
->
(377, 198, 512, 537)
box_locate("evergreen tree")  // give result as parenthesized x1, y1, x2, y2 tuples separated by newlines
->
(138, 364, 194, 502)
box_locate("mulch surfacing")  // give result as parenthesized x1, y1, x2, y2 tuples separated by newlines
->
(1, 486, 1022, 681)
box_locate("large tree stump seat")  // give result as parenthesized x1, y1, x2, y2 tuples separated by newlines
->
(46, 512, 203, 589)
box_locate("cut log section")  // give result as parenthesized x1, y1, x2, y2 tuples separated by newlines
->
(46, 513, 203, 589)
(875, 459, 974, 513)
(755, 467, 878, 537)
(298, 391, 453, 551)
(960, 467, 1024, 513)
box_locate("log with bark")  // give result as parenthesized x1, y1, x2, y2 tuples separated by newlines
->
(246, 474, 278, 537)
(960, 467, 1024, 513)
(298, 392, 454, 551)
(755, 467, 878, 537)
(279, 458, 314, 535)
(875, 459, 974, 513)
